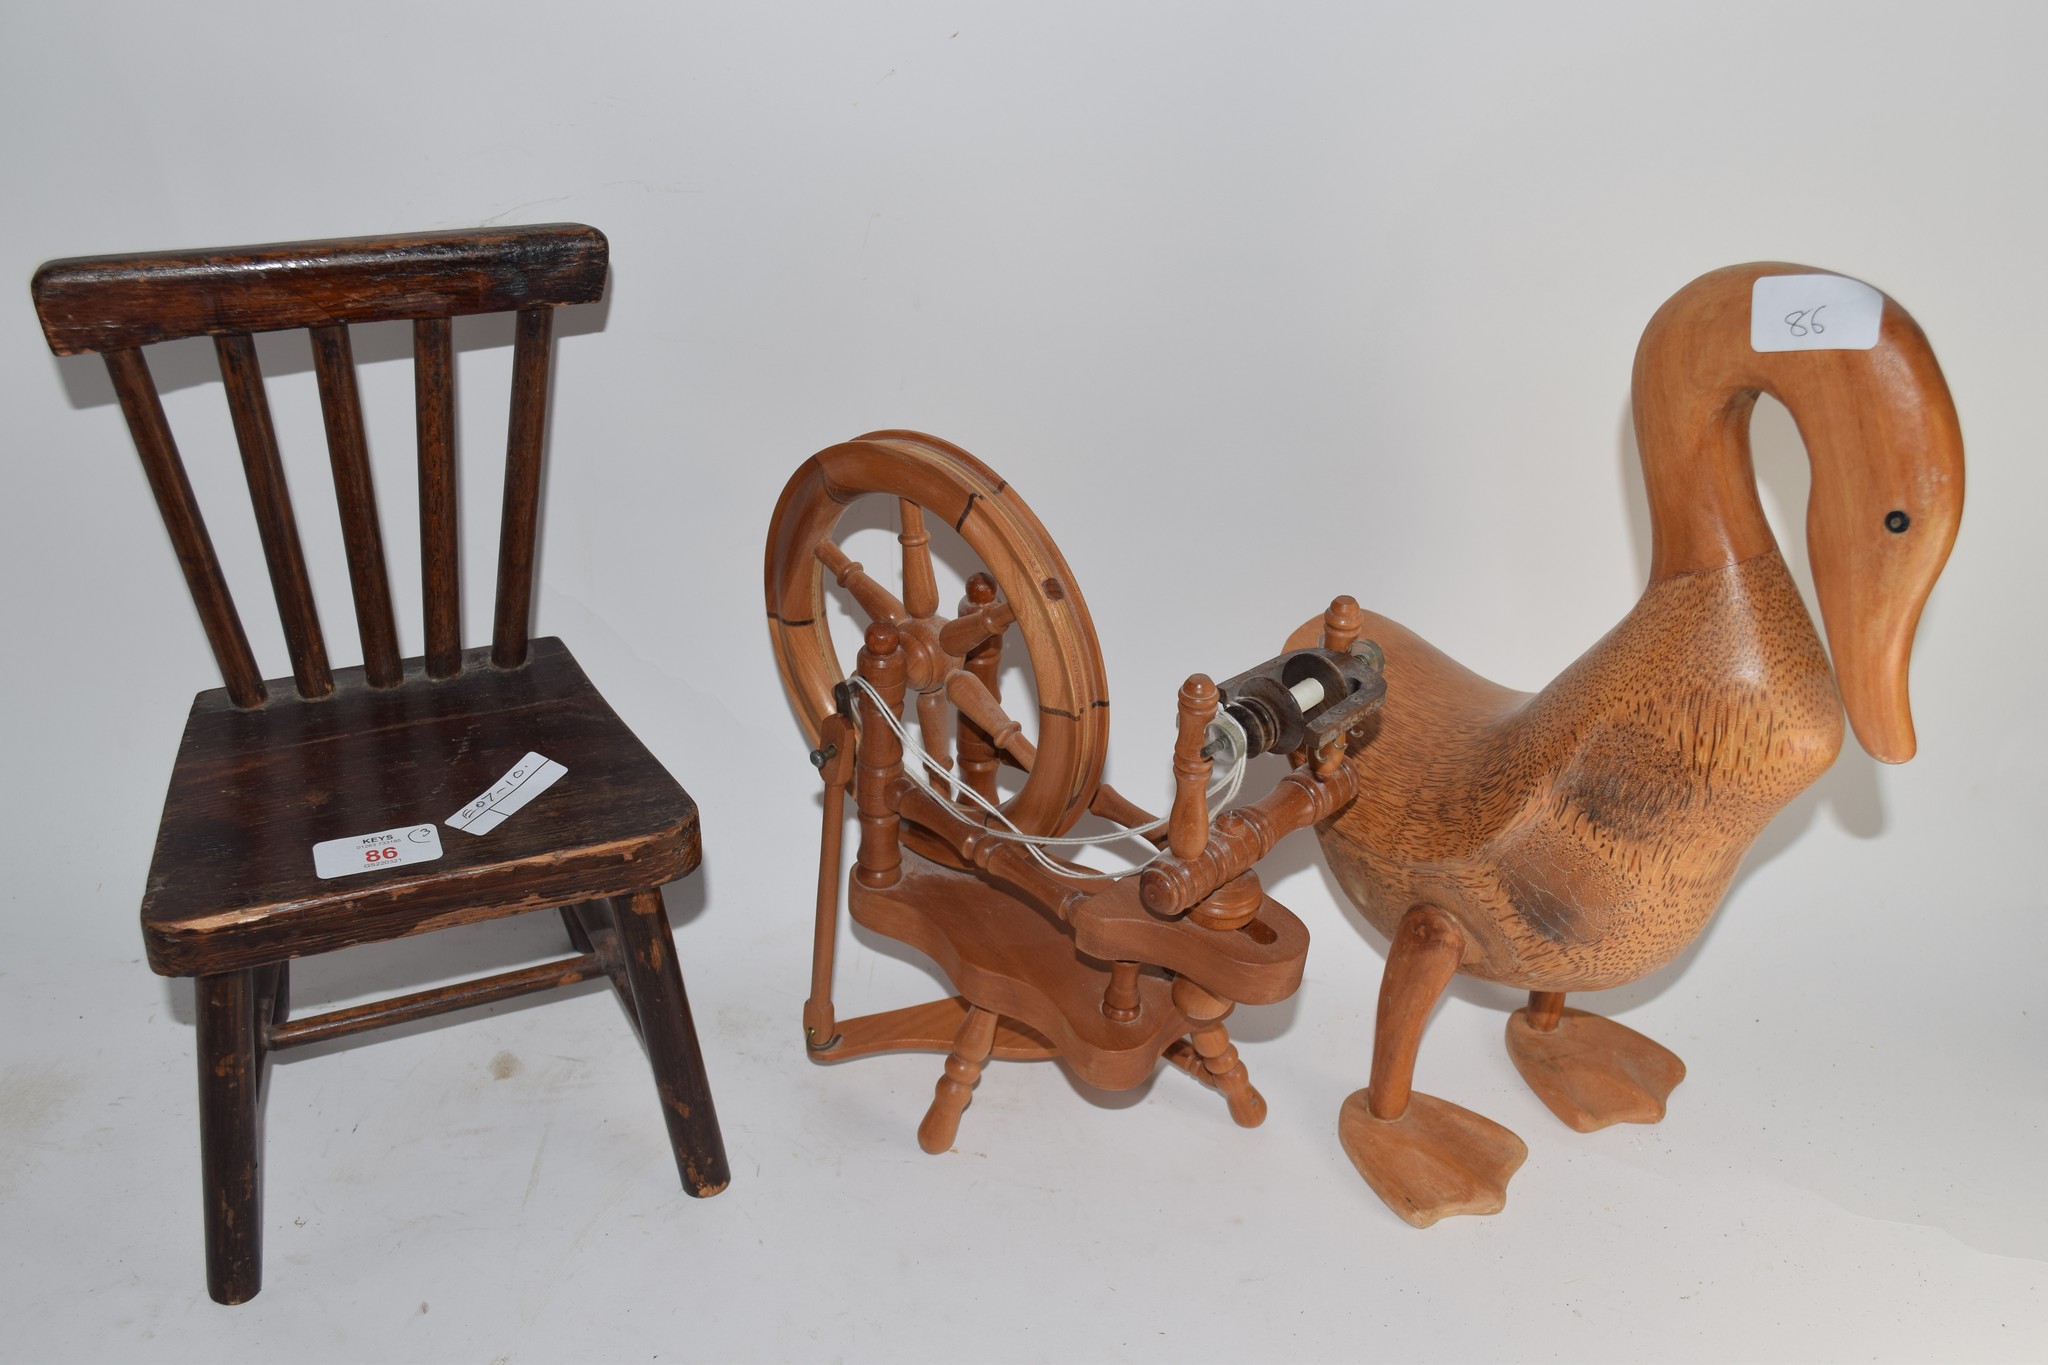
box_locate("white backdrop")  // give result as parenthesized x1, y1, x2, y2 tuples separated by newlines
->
(2, 3, 2042, 1361)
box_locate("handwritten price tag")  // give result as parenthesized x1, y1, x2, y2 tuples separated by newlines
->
(311, 823, 444, 880)
(1751, 274, 1884, 353)
(446, 751, 568, 837)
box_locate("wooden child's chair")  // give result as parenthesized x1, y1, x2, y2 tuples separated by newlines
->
(30, 224, 728, 1304)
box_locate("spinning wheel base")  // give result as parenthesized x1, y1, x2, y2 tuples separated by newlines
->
(810, 996, 1058, 1064)
(851, 851, 1192, 1092)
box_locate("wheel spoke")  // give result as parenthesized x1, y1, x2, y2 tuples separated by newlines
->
(945, 669, 1036, 771)
(816, 540, 907, 625)
(898, 500, 939, 620)
(1090, 782, 1166, 846)
(938, 595, 1016, 657)
(915, 691, 954, 771)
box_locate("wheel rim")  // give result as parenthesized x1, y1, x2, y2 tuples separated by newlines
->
(765, 433, 1109, 837)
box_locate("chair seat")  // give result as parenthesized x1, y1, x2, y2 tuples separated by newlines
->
(141, 637, 696, 977)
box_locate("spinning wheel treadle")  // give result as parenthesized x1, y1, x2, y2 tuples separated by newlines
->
(770, 432, 1381, 1159)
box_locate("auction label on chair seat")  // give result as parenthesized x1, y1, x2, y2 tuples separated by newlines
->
(312, 823, 445, 880)
(446, 751, 568, 836)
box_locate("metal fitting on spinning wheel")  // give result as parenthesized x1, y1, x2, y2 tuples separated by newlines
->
(1213, 644, 1388, 759)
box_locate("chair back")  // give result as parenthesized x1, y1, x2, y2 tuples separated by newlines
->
(31, 224, 608, 706)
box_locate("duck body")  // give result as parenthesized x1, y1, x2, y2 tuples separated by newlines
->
(1297, 548, 1843, 991)
(1311, 262, 1963, 1227)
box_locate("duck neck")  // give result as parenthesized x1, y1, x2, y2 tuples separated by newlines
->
(1636, 382, 1781, 584)
(1630, 269, 1791, 586)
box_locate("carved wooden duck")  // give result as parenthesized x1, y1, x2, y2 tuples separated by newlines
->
(1284, 263, 1964, 1226)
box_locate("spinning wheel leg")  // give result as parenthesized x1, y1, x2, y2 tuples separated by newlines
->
(917, 1004, 999, 1154)
(1339, 905, 1526, 1227)
(804, 716, 856, 1050)
(1172, 979, 1267, 1128)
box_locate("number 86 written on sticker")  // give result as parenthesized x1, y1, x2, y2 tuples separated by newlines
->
(1782, 306, 1826, 338)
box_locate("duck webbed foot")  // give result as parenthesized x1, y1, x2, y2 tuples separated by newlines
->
(1340, 905, 1528, 1227)
(1339, 1090, 1527, 1227)
(1505, 992, 1685, 1132)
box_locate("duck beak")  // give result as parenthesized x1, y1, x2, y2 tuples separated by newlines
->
(1810, 526, 1929, 764)
(1802, 337, 1964, 764)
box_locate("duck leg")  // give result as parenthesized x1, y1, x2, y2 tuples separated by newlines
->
(1505, 991, 1686, 1132)
(1339, 905, 1527, 1227)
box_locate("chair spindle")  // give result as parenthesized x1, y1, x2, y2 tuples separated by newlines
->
(102, 348, 267, 709)
(215, 333, 332, 699)
(414, 318, 461, 678)
(309, 325, 401, 687)
(492, 306, 554, 668)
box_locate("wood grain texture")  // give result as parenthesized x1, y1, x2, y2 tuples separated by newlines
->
(1338, 1090, 1527, 1230)
(917, 1005, 999, 1153)
(890, 781, 1312, 1005)
(766, 430, 1110, 838)
(849, 851, 1192, 1092)
(803, 714, 856, 1049)
(31, 224, 607, 353)
(310, 323, 401, 687)
(1504, 1005, 1685, 1132)
(414, 317, 461, 678)
(812, 997, 1060, 1064)
(614, 889, 730, 1197)
(1287, 263, 1962, 1229)
(37, 225, 726, 1302)
(776, 434, 1317, 1155)
(216, 332, 333, 699)
(102, 348, 267, 707)
(265, 953, 608, 1051)
(1302, 553, 1841, 990)
(1169, 674, 1217, 860)
(1288, 263, 1964, 994)
(196, 971, 262, 1303)
(853, 622, 909, 891)
(491, 307, 553, 668)
(141, 638, 697, 976)
(1365, 905, 1466, 1121)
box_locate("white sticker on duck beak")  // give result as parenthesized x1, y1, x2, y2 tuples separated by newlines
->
(1751, 274, 1884, 352)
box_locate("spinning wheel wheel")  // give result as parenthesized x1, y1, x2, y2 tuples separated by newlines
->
(766, 429, 1108, 838)
(770, 432, 1382, 1159)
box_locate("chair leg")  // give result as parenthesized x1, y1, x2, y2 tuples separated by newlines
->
(613, 888, 730, 1198)
(254, 961, 289, 1028)
(558, 903, 595, 954)
(195, 970, 263, 1304)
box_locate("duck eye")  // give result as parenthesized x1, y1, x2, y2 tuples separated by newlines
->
(1884, 510, 1911, 533)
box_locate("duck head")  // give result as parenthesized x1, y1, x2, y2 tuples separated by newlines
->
(1632, 263, 1964, 762)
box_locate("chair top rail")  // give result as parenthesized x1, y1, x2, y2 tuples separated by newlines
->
(31, 224, 607, 356)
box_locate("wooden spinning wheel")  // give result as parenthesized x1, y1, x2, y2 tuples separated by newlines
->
(766, 429, 1108, 839)
(770, 432, 1384, 1157)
